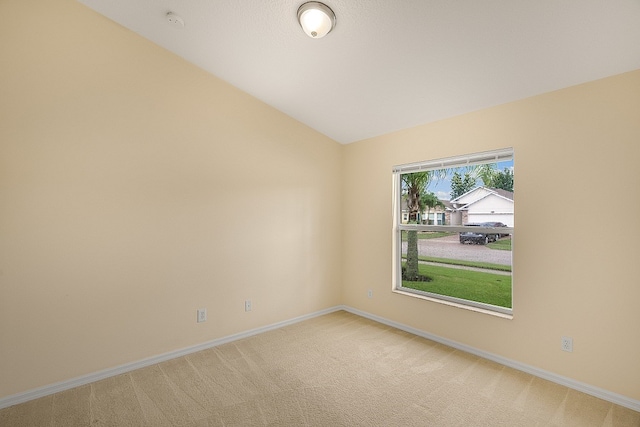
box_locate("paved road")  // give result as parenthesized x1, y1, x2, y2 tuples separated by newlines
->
(402, 234, 512, 265)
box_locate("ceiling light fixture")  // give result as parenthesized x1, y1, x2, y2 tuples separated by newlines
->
(297, 2, 336, 39)
(166, 12, 185, 29)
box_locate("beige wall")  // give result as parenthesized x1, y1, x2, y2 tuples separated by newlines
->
(343, 70, 640, 400)
(0, 0, 342, 398)
(2, 0, 639, 406)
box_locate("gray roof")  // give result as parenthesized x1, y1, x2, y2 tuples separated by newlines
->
(488, 187, 514, 201)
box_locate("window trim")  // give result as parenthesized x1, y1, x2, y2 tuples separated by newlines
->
(393, 148, 513, 174)
(392, 148, 514, 316)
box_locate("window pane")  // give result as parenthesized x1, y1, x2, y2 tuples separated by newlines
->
(400, 230, 512, 308)
(395, 149, 514, 313)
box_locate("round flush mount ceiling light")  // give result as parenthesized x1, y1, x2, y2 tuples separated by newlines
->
(297, 2, 336, 38)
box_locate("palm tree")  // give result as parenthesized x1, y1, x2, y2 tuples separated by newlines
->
(401, 172, 436, 280)
(403, 173, 431, 222)
(475, 163, 497, 187)
(421, 192, 445, 224)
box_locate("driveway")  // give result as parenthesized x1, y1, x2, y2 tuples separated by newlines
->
(402, 234, 512, 266)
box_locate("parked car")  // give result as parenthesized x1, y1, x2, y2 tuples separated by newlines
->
(459, 222, 507, 245)
(480, 221, 508, 240)
(459, 224, 490, 245)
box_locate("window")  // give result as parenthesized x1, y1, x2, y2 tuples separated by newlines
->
(392, 148, 514, 316)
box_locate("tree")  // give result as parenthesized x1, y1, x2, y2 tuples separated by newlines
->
(454, 164, 513, 193)
(492, 168, 514, 192)
(403, 172, 431, 224)
(401, 172, 433, 280)
(475, 163, 497, 187)
(421, 192, 445, 224)
(450, 171, 476, 199)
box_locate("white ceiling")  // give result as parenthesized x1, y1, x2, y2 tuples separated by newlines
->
(78, 0, 640, 144)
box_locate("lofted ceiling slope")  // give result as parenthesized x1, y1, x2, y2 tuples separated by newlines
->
(78, 0, 640, 144)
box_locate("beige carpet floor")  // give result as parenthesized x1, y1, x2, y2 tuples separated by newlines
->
(1, 310, 639, 426)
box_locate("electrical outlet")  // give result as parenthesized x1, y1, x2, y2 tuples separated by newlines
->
(245, 300, 252, 312)
(367, 289, 373, 298)
(197, 308, 207, 323)
(561, 336, 573, 352)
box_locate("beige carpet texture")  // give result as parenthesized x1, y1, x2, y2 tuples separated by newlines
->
(1, 311, 638, 426)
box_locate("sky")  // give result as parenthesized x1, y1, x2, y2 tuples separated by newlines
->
(428, 160, 514, 201)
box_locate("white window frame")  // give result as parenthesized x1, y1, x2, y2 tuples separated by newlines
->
(392, 148, 514, 316)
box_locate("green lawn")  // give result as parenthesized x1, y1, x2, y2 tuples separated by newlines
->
(401, 263, 512, 308)
(487, 236, 511, 251)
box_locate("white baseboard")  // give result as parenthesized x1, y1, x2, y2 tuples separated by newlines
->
(342, 305, 640, 413)
(0, 306, 342, 410)
(2, 304, 638, 413)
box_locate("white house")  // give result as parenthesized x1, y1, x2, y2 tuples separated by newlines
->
(449, 187, 514, 226)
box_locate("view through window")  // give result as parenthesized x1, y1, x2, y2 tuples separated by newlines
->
(393, 148, 514, 315)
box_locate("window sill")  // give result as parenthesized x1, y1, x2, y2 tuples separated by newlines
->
(393, 288, 513, 320)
